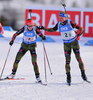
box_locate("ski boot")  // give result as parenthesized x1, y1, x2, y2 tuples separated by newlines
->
(6, 71, 16, 79)
(6, 73, 15, 79)
(67, 73, 71, 86)
(36, 74, 42, 83)
(81, 70, 87, 81)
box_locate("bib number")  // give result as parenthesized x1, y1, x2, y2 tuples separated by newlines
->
(24, 37, 35, 42)
(62, 32, 71, 37)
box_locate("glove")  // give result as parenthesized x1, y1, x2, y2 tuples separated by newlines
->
(76, 35, 80, 40)
(9, 41, 14, 46)
(38, 26, 46, 30)
(42, 36, 46, 40)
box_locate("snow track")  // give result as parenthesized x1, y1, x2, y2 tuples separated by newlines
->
(0, 31, 93, 100)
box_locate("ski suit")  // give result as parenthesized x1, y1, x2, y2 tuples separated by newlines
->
(11, 25, 44, 77)
(44, 19, 85, 74)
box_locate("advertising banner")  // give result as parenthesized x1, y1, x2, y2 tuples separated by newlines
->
(25, 7, 93, 37)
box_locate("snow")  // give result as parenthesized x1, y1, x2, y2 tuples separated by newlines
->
(0, 31, 93, 100)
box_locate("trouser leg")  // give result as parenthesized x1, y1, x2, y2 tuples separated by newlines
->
(64, 50, 71, 83)
(30, 49, 39, 78)
(12, 47, 27, 74)
(73, 48, 87, 80)
(73, 48, 85, 71)
(64, 50, 71, 74)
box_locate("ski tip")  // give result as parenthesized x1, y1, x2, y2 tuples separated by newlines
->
(85, 80, 91, 83)
(35, 81, 47, 86)
(42, 83, 47, 86)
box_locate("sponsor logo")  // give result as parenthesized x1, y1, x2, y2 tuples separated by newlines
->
(61, 27, 68, 31)
(25, 8, 93, 37)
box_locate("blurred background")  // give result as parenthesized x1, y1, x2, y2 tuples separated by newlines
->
(0, 0, 93, 30)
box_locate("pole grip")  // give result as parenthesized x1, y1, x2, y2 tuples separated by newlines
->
(29, 9, 32, 19)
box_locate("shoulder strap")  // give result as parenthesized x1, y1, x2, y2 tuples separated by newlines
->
(68, 19, 76, 32)
(68, 19, 72, 28)
(33, 26, 37, 35)
(33, 26, 37, 38)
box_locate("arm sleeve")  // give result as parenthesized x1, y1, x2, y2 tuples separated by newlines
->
(70, 20, 84, 36)
(45, 23, 58, 32)
(11, 26, 25, 41)
(16, 26, 25, 35)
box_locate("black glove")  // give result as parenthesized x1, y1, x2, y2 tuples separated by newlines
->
(9, 41, 14, 46)
(38, 26, 46, 30)
(42, 36, 46, 40)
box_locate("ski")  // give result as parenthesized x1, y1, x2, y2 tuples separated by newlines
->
(66, 80, 91, 86)
(85, 80, 91, 83)
(0, 78, 25, 81)
(35, 81, 47, 86)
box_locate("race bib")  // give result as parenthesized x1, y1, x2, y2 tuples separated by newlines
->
(62, 32, 71, 37)
(24, 36, 36, 42)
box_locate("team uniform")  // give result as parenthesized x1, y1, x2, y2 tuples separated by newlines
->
(6, 19, 46, 82)
(39, 12, 87, 84)
(56, 19, 85, 73)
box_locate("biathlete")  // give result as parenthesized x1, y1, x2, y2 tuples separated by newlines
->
(6, 19, 46, 82)
(39, 11, 87, 84)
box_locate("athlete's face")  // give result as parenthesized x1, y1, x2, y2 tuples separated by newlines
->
(59, 16, 67, 23)
(27, 25, 34, 31)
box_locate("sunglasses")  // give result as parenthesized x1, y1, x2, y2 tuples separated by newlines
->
(27, 25, 33, 27)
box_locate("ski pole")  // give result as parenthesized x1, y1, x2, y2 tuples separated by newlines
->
(29, 9, 32, 19)
(42, 40, 53, 75)
(80, 39, 93, 46)
(0, 37, 20, 44)
(42, 40, 47, 82)
(0, 45, 11, 79)
(61, 3, 69, 19)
